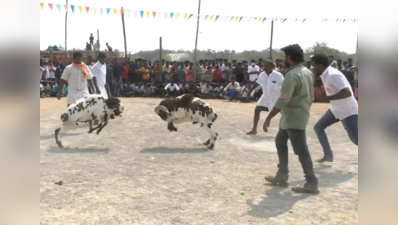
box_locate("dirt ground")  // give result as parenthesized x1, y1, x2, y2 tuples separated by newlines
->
(40, 97, 358, 225)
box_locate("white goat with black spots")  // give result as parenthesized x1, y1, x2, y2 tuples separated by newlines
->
(154, 94, 219, 150)
(55, 94, 124, 148)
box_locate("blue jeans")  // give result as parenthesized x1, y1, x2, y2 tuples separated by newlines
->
(314, 109, 358, 158)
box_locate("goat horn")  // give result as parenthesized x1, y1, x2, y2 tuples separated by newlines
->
(154, 105, 170, 115)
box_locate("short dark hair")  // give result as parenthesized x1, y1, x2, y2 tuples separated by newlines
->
(264, 60, 274, 66)
(98, 52, 107, 59)
(311, 54, 330, 68)
(73, 51, 83, 59)
(329, 55, 334, 58)
(281, 44, 305, 63)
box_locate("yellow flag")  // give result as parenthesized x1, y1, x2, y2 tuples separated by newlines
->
(40, 3, 44, 9)
(258, 17, 262, 22)
(176, 13, 180, 19)
(235, 16, 239, 21)
(78, 6, 82, 13)
(210, 15, 214, 20)
(184, 14, 188, 19)
(113, 9, 117, 15)
(299, 19, 303, 22)
(146, 11, 150, 17)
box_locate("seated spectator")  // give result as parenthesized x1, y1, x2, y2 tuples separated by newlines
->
(200, 81, 214, 99)
(164, 80, 179, 97)
(223, 78, 241, 101)
(122, 82, 135, 97)
(40, 84, 45, 98)
(213, 83, 224, 99)
(185, 81, 199, 96)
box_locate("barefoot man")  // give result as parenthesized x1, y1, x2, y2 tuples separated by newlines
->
(57, 51, 96, 107)
(91, 52, 111, 99)
(247, 61, 284, 134)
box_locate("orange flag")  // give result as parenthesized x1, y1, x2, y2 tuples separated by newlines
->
(153, 11, 157, 17)
(40, 3, 44, 9)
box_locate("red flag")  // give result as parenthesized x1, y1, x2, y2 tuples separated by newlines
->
(85, 6, 89, 13)
(152, 11, 156, 17)
(121, 9, 124, 15)
(204, 15, 209, 20)
(48, 3, 53, 10)
(230, 16, 234, 22)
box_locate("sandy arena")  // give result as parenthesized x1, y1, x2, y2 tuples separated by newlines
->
(40, 98, 358, 225)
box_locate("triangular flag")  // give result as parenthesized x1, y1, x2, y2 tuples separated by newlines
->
(127, 9, 131, 17)
(258, 17, 262, 22)
(184, 14, 188, 19)
(93, 7, 97, 15)
(158, 12, 162, 18)
(230, 16, 235, 22)
(100, 8, 103, 15)
(106, 8, 110, 15)
(40, 3, 44, 9)
(299, 19, 303, 22)
(140, 11, 144, 18)
(239, 17, 243, 23)
(219, 16, 223, 21)
(275, 18, 278, 21)
(121, 9, 124, 15)
(354, 19, 356, 23)
(56, 4, 61, 12)
(188, 14, 194, 20)
(282, 18, 287, 23)
(78, 6, 82, 14)
(244, 17, 248, 22)
(249, 17, 253, 23)
(146, 11, 150, 17)
(85, 7, 89, 14)
(325, 19, 328, 22)
(336, 19, 339, 22)
(215, 15, 220, 21)
(295, 18, 298, 22)
(262, 18, 267, 23)
(302, 19, 306, 23)
(70, 5, 75, 13)
(235, 17, 239, 22)
(210, 15, 214, 21)
(113, 9, 118, 15)
(204, 15, 209, 20)
(343, 19, 346, 22)
(48, 3, 53, 10)
(164, 12, 168, 19)
(134, 11, 138, 17)
(170, 13, 174, 19)
(254, 17, 257, 20)
(64, 5, 68, 12)
(152, 12, 156, 17)
(176, 13, 180, 19)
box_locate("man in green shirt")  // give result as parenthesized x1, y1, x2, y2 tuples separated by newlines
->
(263, 44, 319, 194)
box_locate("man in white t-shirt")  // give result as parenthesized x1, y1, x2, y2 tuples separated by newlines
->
(164, 80, 179, 97)
(247, 61, 284, 134)
(91, 52, 110, 99)
(224, 77, 241, 101)
(201, 81, 214, 98)
(248, 59, 260, 81)
(311, 54, 358, 163)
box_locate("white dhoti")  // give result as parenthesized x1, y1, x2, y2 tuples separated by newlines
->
(67, 89, 90, 105)
(257, 95, 276, 110)
(98, 85, 108, 99)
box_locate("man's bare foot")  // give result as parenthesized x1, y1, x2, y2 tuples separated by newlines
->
(246, 130, 257, 135)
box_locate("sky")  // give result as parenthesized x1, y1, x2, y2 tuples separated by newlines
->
(40, 0, 359, 54)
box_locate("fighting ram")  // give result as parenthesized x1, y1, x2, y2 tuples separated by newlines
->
(55, 94, 124, 148)
(154, 94, 219, 150)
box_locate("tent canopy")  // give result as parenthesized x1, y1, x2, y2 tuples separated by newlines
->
(46, 45, 65, 51)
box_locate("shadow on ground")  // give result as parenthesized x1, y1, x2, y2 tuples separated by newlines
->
(247, 165, 357, 219)
(40, 133, 81, 141)
(47, 146, 110, 154)
(141, 147, 210, 154)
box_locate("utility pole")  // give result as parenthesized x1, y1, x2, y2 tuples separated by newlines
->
(65, 0, 68, 62)
(269, 20, 274, 61)
(159, 37, 162, 81)
(193, 0, 202, 83)
(121, 7, 128, 60)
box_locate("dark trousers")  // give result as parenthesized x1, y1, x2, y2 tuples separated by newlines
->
(314, 109, 358, 157)
(276, 128, 318, 184)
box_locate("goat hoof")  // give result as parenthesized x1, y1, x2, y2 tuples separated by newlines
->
(57, 142, 64, 148)
(207, 143, 215, 150)
(203, 140, 211, 146)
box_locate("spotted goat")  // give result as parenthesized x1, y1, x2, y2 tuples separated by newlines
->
(55, 94, 124, 148)
(154, 94, 219, 150)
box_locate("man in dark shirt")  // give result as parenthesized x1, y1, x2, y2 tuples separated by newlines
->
(89, 34, 94, 48)
(233, 62, 245, 83)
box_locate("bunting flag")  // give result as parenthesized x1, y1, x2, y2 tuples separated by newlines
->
(39, 3, 358, 24)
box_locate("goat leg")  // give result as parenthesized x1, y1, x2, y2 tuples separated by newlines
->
(55, 128, 64, 148)
(96, 122, 107, 135)
(88, 121, 103, 134)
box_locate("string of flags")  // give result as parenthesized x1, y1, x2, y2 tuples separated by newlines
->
(40, 2, 358, 24)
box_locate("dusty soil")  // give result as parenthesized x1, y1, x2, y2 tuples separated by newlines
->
(40, 97, 358, 225)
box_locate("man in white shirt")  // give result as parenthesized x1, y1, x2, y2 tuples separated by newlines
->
(91, 52, 110, 99)
(224, 77, 240, 101)
(247, 61, 284, 134)
(311, 54, 358, 163)
(57, 52, 96, 107)
(248, 59, 260, 81)
(201, 81, 214, 98)
(164, 80, 179, 97)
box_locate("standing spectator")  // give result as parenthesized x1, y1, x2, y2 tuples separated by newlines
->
(164, 80, 179, 97)
(122, 63, 129, 83)
(233, 62, 245, 83)
(213, 65, 223, 83)
(91, 52, 110, 99)
(328, 55, 338, 69)
(248, 59, 260, 81)
(106, 62, 114, 94)
(139, 63, 151, 83)
(263, 44, 318, 194)
(170, 62, 178, 81)
(337, 59, 344, 70)
(163, 61, 172, 83)
(94, 40, 100, 51)
(112, 62, 124, 96)
(185, 63, 195, 83)
(311, 54, 358, 163)
(56, 51, 96, 107)
(48, 62, 57, 85)
(176, 64, 185, 82)
(89, 33, 94, 48)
